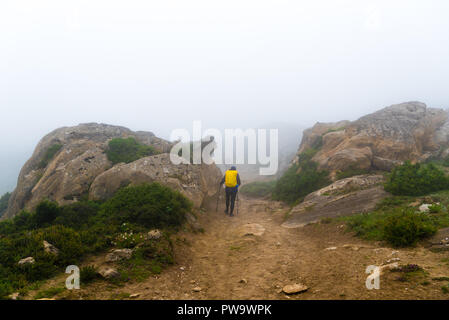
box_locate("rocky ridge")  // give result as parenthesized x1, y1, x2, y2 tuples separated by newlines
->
(2, 123, 222, 219)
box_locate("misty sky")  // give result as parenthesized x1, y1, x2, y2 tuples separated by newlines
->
(1, 0, 449, 194)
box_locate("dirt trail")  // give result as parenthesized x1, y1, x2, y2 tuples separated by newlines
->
(30, 196, 449, 300)
(87, 196, 449, 300)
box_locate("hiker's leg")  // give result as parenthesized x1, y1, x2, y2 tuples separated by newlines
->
(229, 190, 237, 215)
(225, 188, 230, 213)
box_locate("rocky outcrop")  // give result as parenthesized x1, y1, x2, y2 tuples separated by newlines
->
(105, 249, 133, 262)
(292, 102, 449, 177)
(89, 153, 222, 209)
(282, 175, 389, 228)
(2, 123, 221, 220)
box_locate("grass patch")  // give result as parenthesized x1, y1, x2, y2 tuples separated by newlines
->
(106, 137, 158, 165)
(240, 180, 276, 198)
(336, 166, 371, 180)
(391, 264, 427, 282)
(34, 286, 65, 300)
(324, 127, 346, 134)
(341, 204, 446, 247)
(38, 144, 63, 169)
(432, 277, 449, 281)
(116, 234, 174, 283)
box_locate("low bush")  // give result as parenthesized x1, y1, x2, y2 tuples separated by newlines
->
(101, 183, 191, 229)
(106, 137, 157, 165)
(383, 209, 437, 247)
(342, 206, 443, 247)
(80, 266, 99, 284)
(272, 148, 330, 204)
(385, 161, 449, 196)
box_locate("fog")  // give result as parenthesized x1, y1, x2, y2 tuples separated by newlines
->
(1, 0, 449, 194)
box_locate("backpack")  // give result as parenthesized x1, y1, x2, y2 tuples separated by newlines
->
(225, 170, 238, 188)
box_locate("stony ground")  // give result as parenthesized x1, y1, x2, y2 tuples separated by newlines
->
(26, 196, 449, 300)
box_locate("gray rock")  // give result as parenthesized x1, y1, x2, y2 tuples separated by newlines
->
(43, 240, 59, 255)
(147, 229, 163, 240)
(283, 175, 388, 228)
(105, 249, 133, 262)
(18, 257, 35, 266)
(419, 204, 432, 213)
(89, 153, 222, 209)
(282, 283, 308, 295)
(98, 267, 120, 279)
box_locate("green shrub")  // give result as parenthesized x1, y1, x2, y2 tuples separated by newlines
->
(385, 161, 449, 196)
(101, 183, 191, 229)
(336, 166, 371, 180)
(383, 209, 437, 247)
(106, 138, 157, 165)
(374, 196, 412, 211)
(35, 225, 84, 265)
(0, 183, 190, 296)
(343, 206, 440, 247)
(0, 192, 11, 217)
(34, 200, 61, 228)
(272, 148, 330, 204)
(38, 144, 63, 169)
(0, 281, 13, 299)
(80, 266, 99, 284)
(54, 201, 101, 229)
(240, 180, 276, 198)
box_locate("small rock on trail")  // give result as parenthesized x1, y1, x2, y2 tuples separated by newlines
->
(282, 283, 308, 295)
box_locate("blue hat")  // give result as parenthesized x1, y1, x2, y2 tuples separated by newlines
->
(231, 166, 236, 170)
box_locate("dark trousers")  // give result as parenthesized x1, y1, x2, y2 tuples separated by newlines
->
(225, 187, 238, 214)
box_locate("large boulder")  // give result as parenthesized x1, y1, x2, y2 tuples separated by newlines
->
(292, 102, 449, 177)
(282, 174, 389, 228)
(89, 153, 222, 209)
(2, 123, 220, 220)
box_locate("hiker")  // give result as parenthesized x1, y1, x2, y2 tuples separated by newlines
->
(220, 166, 241, 216)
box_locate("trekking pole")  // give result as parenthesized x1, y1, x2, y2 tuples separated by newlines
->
(215, 184, 221, 213)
